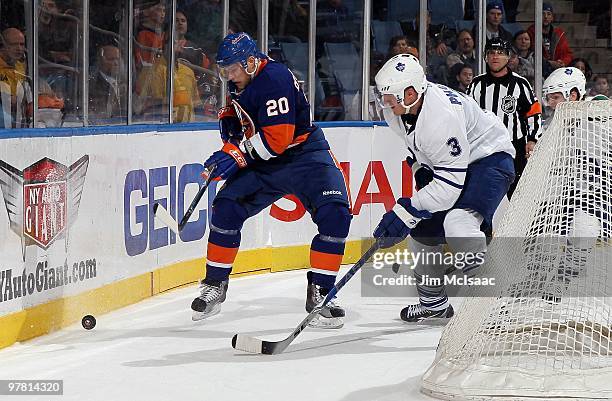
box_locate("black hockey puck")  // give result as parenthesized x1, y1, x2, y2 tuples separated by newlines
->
(82, 315, 96, 330)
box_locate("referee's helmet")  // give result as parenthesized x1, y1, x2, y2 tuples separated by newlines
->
(484, 37, 512, 57)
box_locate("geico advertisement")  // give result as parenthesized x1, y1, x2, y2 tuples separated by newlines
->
(123, 126, 412, 255)
(0, 126, 408, 314)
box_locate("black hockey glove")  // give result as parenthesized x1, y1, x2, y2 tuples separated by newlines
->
(414, 163, 434, 190)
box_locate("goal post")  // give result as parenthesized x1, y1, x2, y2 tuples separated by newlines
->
(421, 100, 612, 400)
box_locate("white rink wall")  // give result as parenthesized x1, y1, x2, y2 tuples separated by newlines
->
(0, 124, 410, 319)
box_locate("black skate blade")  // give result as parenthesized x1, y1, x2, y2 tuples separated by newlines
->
(403, 317, 453, 326)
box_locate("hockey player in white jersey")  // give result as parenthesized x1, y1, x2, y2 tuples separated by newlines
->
(527, 67, 610, 300)
(543, 67, 588, 115)
(373, 54, 516, 322)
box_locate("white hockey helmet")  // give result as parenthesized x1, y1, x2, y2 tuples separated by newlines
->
(543, 67, 586, 100)
(375, 54, 427, 112)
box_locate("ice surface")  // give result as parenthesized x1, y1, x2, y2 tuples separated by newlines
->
(0, 267, 444, 401)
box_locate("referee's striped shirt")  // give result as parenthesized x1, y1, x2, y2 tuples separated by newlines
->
(467, 69, 542, 143)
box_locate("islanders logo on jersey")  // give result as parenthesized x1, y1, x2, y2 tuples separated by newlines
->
(0, 156, 89, 259)
(501, 95, 517, 114)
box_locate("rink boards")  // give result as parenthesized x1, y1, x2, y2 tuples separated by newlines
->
(0, 122, 409, 348)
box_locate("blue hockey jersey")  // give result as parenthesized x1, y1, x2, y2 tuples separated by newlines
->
(229, 58, 326, 160)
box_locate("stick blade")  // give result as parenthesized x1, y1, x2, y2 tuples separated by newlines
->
(232, 334, 287, 355)
(232, 334, 264, 354)
(153, 203, 180, 233)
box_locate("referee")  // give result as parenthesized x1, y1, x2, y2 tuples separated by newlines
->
(467, 38, 542, 198)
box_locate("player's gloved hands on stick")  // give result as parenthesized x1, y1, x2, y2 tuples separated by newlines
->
(204, 143, 250, 180)
(218, 106, 243, 144)
(373, 198, 432, 249)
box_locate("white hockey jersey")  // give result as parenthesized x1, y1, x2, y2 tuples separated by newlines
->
(383, 83, 515, 213)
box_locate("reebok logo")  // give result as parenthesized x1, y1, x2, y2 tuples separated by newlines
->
(323, 190, 342, 196)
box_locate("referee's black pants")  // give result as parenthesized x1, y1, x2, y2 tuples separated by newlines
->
(507, 137, 527, 199)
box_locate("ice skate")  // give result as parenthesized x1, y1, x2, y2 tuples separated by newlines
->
(400, 303, 454, 323)
(191, 279, 228, 321)
(306, 283, 345, 329)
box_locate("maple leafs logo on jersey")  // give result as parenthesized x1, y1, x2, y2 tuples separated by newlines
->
(564, 68, 573, 75)
(395, 62, 405, 72)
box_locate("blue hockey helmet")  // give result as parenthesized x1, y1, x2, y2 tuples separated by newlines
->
(216, 32, 263, 73)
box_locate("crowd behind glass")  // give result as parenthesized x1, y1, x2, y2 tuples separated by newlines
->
(0, 0, 609, 129)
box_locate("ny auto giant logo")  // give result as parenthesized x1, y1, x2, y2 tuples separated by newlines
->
(0, 156, 89, 259)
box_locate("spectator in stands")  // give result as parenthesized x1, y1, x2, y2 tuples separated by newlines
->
(38, 0, 79, 116)
(589, 76, 609, 98)
(135, 1, 166, 69)
(527, 2, 573, 76)
(507, 47, 519, 71)
(569, 58, 593, 82)
(0, 27, 31, 128)
(387, 36, 418, 59)
(36, 78, 64, 128)
(136, 40, 201, 122)
(180, 0, 223, 56)
(89, 0, 125, 62)
(474, 1, 513, 43)
(403, 9, 453, 58)
(503, 0, 520, 23)
(133, 0, 167, 120)
(449, 63, 473, 93)
(512, 30, 535, 85)
(175, 10, 210, 69)
(38, 0, 76, 65)
(89, 45, 125, 123)
(175, 9, 219, 120)
(446, 29, 476, 70)
(403, 9, 453, 83)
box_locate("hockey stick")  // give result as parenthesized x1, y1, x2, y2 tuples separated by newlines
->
(231, 99, 256, 138)
(232, 240, 382, 355)
(153, 164, 217, 233)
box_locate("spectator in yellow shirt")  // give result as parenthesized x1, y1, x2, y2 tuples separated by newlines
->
(136, 57, 201, 122)
(0, 27, 31, 128)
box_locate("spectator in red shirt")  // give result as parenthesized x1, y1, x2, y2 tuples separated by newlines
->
(527, 2, 573, 75)
(135, 1, 166, 69)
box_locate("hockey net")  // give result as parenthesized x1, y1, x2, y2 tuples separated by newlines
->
(421, 100, 612, 400)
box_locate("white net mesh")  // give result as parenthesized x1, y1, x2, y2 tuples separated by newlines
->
(421, 100, 612, 400)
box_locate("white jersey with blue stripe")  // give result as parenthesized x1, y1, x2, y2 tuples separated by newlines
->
(383, 83, 515, 213)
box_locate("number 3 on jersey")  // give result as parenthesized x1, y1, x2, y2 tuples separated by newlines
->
(266, 97, 290, 116)
(447, 137, 462, 157)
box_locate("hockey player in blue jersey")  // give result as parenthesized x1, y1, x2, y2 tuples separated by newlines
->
(373, 54, 516, 323)
(191, 33, 352, 328)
